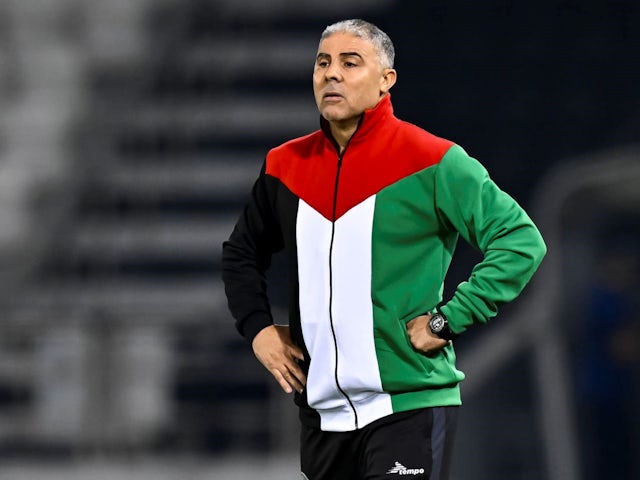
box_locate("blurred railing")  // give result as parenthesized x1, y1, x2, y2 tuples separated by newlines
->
(458, 144, 640, 480)
(0, 0, 396, 461)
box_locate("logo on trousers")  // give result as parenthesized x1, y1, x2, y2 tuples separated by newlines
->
(386, 461, 425, 476)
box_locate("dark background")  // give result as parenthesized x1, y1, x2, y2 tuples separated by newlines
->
(383, 1, 639, 208)
(0, 1, 638, 479)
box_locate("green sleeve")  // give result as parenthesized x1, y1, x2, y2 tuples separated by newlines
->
(435, 145, 547, 333)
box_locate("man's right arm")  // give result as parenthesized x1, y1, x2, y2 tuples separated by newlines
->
(222, 165, 306, 393)
(221, 163, 284, 344)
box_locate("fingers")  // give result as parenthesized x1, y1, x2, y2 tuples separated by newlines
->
(412, 337, 448, 355)
(273, 370, 294, 394)
(252, 326, 307, 394)
(271, 357, 306, 394)
(287, 355, 307, 389)
(275, 364, 306, 394)
(290, 345, 305, 362)
(279, 345, 307, 393)
(421, 339, 450, 356)
(406, 314, 448, 354)
(264, 354, 306, 394)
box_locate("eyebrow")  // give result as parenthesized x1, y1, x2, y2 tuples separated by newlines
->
(316, 52, 364, 61)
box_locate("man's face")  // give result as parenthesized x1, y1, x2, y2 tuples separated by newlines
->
(313, 32, 393, 125)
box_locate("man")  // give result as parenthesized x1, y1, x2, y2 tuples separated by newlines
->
(222, 19, 546, 480)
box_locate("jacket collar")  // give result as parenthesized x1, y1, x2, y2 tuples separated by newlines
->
(320, 94, 395, 148)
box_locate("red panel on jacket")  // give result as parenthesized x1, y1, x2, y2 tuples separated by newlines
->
(266, 95, 454, 221)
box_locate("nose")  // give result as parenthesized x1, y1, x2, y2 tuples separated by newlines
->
(324, 62, 341, 82)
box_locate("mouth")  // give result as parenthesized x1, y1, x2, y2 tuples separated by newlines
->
(322, 91, 343, 102)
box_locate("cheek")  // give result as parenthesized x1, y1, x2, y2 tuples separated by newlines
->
(354, 84, 382, 109)
(312, 82, 323, 102)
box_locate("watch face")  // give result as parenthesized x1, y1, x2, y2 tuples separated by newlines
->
(430, 314, 445, 332)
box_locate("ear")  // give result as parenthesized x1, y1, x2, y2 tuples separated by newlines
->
(380, 68, 397, 94)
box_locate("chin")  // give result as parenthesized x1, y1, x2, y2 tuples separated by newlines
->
(320, 108, 348, 123)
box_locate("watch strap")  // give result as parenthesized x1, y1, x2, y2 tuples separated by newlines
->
(430, 309, 457, 341)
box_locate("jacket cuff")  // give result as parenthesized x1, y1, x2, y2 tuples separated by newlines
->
(240, 311, 274, 345)
(438, 303, 463, 336)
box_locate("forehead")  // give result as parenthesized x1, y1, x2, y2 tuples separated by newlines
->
(317, 32, 376, 57)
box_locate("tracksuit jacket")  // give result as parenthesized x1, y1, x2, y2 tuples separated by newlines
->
(221, 94, 547, 432)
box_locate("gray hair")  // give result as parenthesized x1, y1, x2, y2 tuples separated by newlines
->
(320, 19, 395, 69)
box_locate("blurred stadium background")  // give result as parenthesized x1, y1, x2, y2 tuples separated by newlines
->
(0, 0, 638, 478)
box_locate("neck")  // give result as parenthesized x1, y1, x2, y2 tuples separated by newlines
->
(329, 116, 361, 152)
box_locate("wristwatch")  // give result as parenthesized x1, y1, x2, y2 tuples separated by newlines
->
(428, 311, 456, 341)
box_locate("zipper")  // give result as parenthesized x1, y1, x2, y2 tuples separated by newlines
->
(328, 148, 359, 430)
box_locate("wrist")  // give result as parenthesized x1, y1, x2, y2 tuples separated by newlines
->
(428, 310, 456, 341)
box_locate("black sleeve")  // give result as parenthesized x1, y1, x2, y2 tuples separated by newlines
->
(221, 163, 284, 343)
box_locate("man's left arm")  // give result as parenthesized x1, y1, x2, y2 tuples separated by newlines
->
(434, 145, 547, 335)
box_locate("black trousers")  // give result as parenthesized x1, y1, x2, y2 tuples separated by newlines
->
(300, 406, 459, 480)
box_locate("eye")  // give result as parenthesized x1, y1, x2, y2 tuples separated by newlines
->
(344, 61, 357, 68)
(316, 59, 329, 68)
